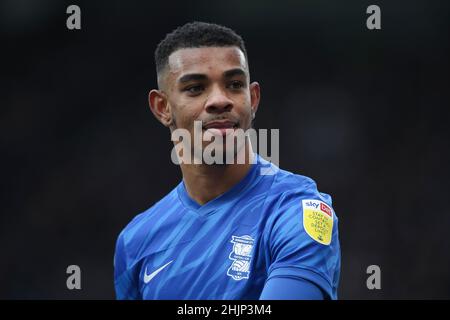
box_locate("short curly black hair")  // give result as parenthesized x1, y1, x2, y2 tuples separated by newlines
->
(155, 21, 248, 76)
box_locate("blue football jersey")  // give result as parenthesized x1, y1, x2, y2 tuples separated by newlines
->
(114, 154, 341, 299)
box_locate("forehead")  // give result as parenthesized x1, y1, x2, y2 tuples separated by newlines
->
(167, 46, 248, 79)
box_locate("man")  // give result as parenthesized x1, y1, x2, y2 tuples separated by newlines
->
(114, 21, 340, 299)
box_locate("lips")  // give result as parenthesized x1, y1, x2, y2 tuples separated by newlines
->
(203, 120, 238, 130)
(202, 120, 239, 136)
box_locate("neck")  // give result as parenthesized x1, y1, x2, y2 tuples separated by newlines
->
(180, 142, 255, 206)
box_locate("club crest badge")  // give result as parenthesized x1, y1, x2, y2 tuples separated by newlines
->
(227, 235, 254, 281)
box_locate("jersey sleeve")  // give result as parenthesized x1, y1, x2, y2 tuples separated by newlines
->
(114, 231, 140, 300)
(264, 180, 341, 299)
(259, 277, 325, 300)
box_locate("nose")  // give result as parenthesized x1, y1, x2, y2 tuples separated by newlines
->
(204, 85, 233, 114)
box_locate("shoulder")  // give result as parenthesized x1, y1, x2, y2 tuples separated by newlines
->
(266, 165, 333, 209)
(122, 187, 179, 234)
(115, 186, 181, 265)
(262, 165, 338, 243)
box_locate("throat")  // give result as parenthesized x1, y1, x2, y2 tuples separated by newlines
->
(182, 161, 253, 206)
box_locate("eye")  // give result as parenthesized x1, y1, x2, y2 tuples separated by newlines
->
(228, 80, 244, 90)
(184, 85, 204, 95)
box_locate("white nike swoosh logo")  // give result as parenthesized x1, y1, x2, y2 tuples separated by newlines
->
(143, 260, 174, 284)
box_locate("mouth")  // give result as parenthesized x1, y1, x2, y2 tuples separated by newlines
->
(202, 120, 238, 135)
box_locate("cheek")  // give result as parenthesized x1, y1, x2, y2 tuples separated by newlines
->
(241, 113, 253, 128)
(173, 102, 204, 129)
(236, 96, 253, 124)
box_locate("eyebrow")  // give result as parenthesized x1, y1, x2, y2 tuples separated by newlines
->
(177, 68, 247, 84)
(223, 68, 247, 79)
(178, 73, 208, 84)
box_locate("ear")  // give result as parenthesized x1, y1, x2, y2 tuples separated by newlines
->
(249, 82, 261, 118)
(148, 89, 172, 127)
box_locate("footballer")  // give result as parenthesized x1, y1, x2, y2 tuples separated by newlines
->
(114, 22, 341, 300)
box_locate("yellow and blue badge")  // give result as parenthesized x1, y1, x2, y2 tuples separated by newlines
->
(302, 199, 334, 245)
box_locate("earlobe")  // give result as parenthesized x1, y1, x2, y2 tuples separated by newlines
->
(149, 89, 172, 127)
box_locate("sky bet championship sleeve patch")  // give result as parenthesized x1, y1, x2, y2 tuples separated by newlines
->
(302, 199, 334, 245)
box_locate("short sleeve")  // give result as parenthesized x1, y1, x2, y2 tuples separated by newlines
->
(265, 182, 341, 299)
(259, 277, 326, 300)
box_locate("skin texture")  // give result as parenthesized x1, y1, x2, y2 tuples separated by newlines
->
(149, 46, 261, 205)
